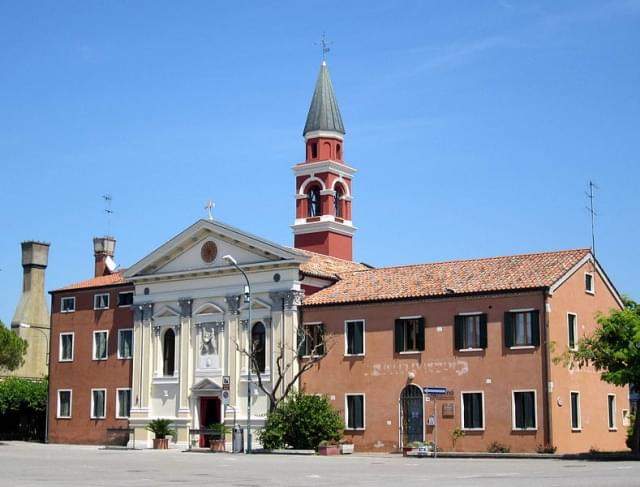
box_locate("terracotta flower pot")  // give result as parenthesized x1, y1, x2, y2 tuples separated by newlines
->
(318, 445, 340, 456)
(209, 439, 225, 452)
(153, 438, 169, 449)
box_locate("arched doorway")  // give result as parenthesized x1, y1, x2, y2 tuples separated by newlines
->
(400, 384, 424, 446)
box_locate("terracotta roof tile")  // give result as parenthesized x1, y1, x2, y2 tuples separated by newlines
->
(296, 249, 371, 280)
(54, 271, 129, 292)
(303, 249, 590, 306)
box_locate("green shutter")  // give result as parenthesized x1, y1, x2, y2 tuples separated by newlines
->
(395, 319, 404, 353)
(504, 312, 514, 348)
(479, 314, 488, 349)
(354, 321, 364, 354)
(417, 318, 425, 351)
(531, 310, 540, 346)
(454, 316, 464, 350)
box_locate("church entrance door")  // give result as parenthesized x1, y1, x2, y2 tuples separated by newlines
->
(199, 396, 221, 447)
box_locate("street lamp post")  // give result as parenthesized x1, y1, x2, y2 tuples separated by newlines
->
(18, 323, 50, 443)
(223, 254, 252, 454)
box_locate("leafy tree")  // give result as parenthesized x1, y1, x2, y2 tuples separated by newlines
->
(260, 391, 343, 450)
(560, 296, 640, 452)
(0, 321, 28, 372)
(0, 377, 47, 414)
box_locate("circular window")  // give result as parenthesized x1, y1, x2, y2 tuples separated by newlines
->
(200, 241, 218, 263)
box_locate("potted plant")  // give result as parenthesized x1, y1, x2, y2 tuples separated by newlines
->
(145, 418, 176, 449)
(402, 441, 421, 456)
(339, 438, 354, 454)
(318, 439, 340, 456)
(207, 423, 231, 452)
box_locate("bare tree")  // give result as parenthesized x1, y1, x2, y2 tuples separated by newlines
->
(233, 325, 333, 413)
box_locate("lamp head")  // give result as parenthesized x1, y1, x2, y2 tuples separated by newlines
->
(222, 255, 238, 266)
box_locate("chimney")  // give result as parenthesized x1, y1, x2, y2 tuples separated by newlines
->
(11, 241, 50, 329)
(93, 236, 116, 277)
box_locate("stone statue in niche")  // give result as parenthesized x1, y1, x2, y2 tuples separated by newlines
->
(200, 327, 216, 356)
(198, 322, 222, 370)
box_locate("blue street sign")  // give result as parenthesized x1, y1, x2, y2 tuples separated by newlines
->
(424, 387, 448, 395)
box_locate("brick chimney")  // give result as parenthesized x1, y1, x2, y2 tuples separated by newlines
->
(93, 236, 116, 277)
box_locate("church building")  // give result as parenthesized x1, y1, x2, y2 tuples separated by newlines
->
(46, 58, 629, 453)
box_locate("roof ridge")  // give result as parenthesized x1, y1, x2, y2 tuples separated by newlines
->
(333, 248, 591, 274)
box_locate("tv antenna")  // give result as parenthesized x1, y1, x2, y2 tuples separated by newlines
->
(102, 194, 114, 237)
(585, 181, 598, 257)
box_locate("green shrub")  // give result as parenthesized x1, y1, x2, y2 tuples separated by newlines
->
(536, 443, 557, 454)
(145, 418, 176, 439)
(487, 441, 510, 453)
(260, 391, 343, 450)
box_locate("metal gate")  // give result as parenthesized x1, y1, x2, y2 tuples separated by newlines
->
(400, 384, 424, 445)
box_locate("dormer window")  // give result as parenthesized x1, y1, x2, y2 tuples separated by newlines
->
(308, 186, 322, 217)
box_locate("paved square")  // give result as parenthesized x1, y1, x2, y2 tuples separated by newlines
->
(0, 442, 638, 487)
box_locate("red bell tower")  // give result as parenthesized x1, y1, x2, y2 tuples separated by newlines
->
(292, 61, 356, 261)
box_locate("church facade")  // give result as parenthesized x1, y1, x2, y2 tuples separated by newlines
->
(46, 59, 629, 453)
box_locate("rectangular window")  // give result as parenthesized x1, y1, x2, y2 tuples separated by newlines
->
(513, 390, 537, 430)
(345, 320, 365, 356)
(504, 310, 540, 348)
(585, 272, 594, 294)
(93, 331, 108, 360)
(571, 391, 581, 430)
(117, 389, 132, 418)
(57, 390, 72, 418)
(61, 297, 76, 313)
(59, 333, 74, 361)
(394, 317, 425, 353)
(94, 293, 110, 310)
(345, 394, 365, 429)
(454, 314, 487, 350)
(118, 291, 134, 307)
(117, 329, 133, 359)
(461, 392, 484, 430)
(91, 389, 106, 419)
(300, 323, 325, 357)
(568, 313, 577, 350)
(608, 394, 616, 430)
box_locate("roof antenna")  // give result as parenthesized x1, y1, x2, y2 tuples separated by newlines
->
(316, 32, 332, 64)
(585, 180, 598, 258)
(102, 194, 114, 237)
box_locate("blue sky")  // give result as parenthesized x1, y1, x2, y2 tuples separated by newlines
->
(1, 1, 639, 325)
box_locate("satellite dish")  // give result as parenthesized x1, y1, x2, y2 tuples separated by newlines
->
(105, 255, 117, 272)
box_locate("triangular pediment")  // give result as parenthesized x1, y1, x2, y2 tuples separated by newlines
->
(153, 306, 180, 318)
(124, 219, 308, 280)
(192, 378, 222, 392)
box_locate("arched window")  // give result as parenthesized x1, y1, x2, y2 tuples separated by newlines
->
(310, 142, 318, 159)
(251, 322, 266, 373)
(307, 186, 321, 217)
(334, 186, 344, 218)
(336, 143, 341, 160)
(163, 328, 175, 376)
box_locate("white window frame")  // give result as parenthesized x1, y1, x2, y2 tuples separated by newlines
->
(398, 315, 424, 355)
(90, 388, 107, 419)
(508, 308, 536, 349)
(118, 291, 134, 307)
(117, 328, 133, 359)
(58, 332, 74, 362)
(585, 272, 595, 294)
(460, 390, 485, 431)
(116, 388, 132, 419)
(57, 389, 72, 419)
(93, 330, 109, 360)
(344, 319, 366, 357)
(345, 393, 366, 430)
(570, 391, 581, 431)
(567, 312, 578, 351)
(61, 296, 76, 313)
(511, 389, 538, 431)
(94, 293, 110, 310)
(607, 394, 617, 431)
(457, 312, 484, 351)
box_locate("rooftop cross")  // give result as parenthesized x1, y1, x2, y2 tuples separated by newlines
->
(319, 32, 332, 63)
(205, 200, 215, 221)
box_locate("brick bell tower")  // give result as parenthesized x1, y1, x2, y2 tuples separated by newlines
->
(292, 60, 356, 261)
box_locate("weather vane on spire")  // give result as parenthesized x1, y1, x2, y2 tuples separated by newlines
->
(318, 32, 332, 62)
(205, 200, 215, 221)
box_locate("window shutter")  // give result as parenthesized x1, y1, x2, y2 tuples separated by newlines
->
(417, 318, 425, 351)
(454, 316, 464, 350)
(355, 321, 364, 354)
(394, 320, 404, 353)
(531, 310, 540, 346)
(504, 312, 513, 348)
(479, 314, 488, 349)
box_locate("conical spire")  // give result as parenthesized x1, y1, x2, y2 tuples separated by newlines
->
(303, 61, 345, 136)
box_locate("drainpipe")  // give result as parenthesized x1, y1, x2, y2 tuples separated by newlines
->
(541, 289, 553, 448)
